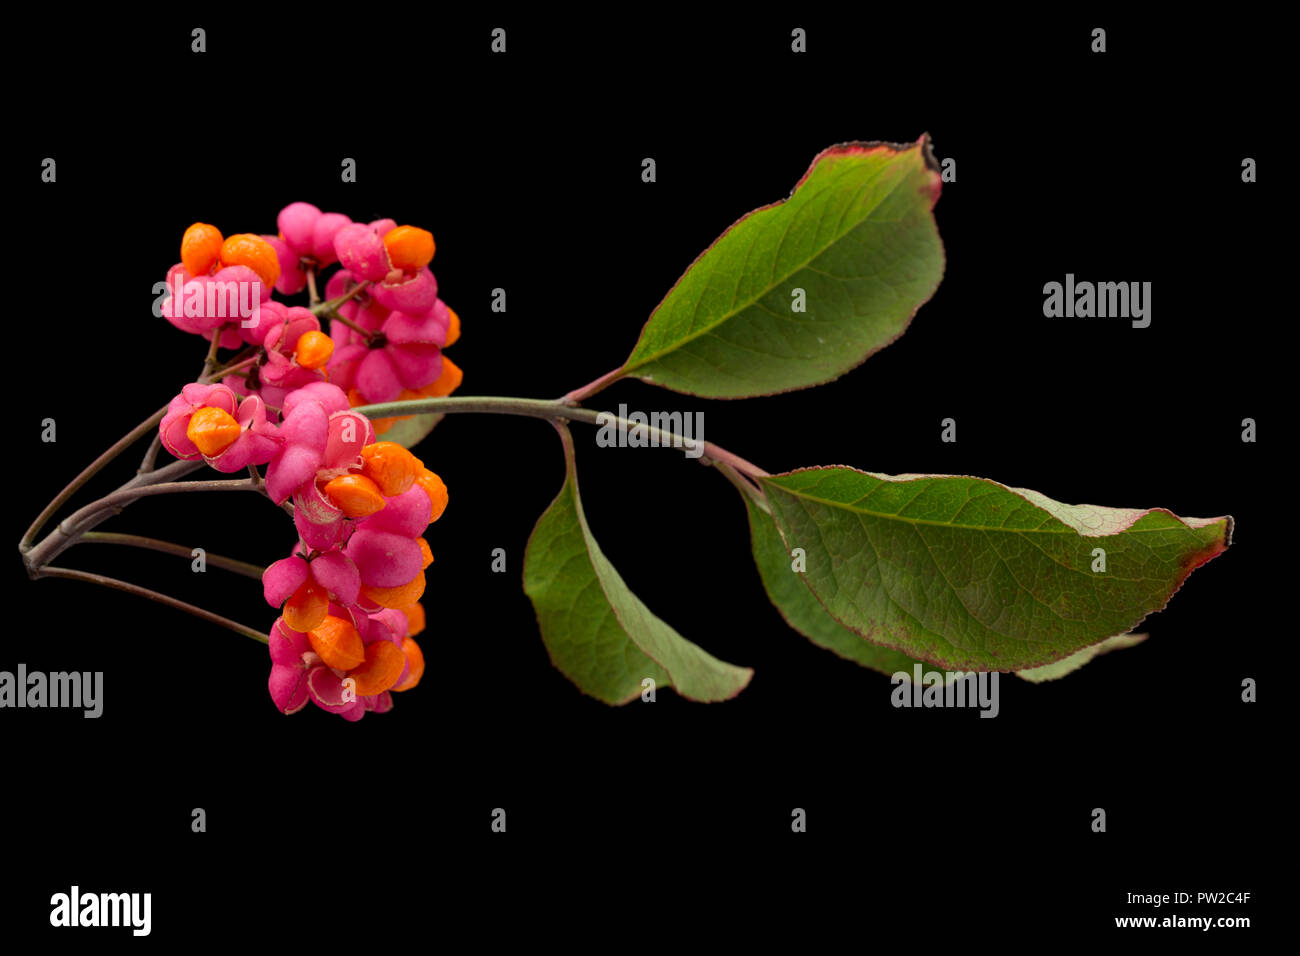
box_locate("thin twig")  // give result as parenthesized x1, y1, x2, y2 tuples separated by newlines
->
(202, 324, 228, 376)
(21, 405, 169, 551)
(24, 459, 205, 571)
(55, 477, 262, 538)
(322, 306, 374, 340)
(36, 566, 268, 644)
(137, 434, 163, 475)
(310, 280, 370, 318)
(78, 532, 266, 580)
(199, 343, 256, 386)
(206, 355, 258, 382)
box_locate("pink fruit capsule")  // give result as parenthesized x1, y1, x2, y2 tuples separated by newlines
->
(333, 223, 392, 282)
(277, 202, 322, 256)
(310, 212, 353, 265)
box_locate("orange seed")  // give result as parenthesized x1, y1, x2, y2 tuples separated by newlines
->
(181, 222, 224, 277)
(323, 474, 386, 518)
(283, 581, 329, 632)
(361, 569, 426, 610)
(307, 615, 366, 671)
(360, 442, 421, 496)
(219, 233, 281, 289)
(351, 640, 406, 696)
(415, 470, 448, 522)
(397, 602, 426, 637)
(295, 330, 334, 370)
(392, 637, 425, 692)
(443, 307, 460, 347)
(382, 225, 435, 272)
(186, 406, 242, 457)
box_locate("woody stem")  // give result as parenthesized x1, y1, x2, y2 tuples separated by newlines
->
(351, 395, 771, 479)
(55, 477, 266, 536)
(21, 463, 272, 573)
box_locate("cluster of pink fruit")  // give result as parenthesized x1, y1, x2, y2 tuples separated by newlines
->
(153, 203, 461, 720)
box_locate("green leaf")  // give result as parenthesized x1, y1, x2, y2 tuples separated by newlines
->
(1014, 633, 1148, 683)
(619, 136, 944, 398)
(522, 427, 752, 703)
(744, 493, 922, 677)
(377, 412, 444, 451)
(760, 467, 1230, 671)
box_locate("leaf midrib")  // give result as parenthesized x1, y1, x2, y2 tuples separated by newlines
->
(623, 154, 916, 374)
(767, 485, 1216, 537)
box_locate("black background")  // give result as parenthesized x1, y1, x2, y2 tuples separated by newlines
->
(6, 10, 1284, 944)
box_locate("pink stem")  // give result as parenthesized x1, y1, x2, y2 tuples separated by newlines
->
(561, 367, 625, 405)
